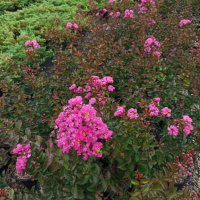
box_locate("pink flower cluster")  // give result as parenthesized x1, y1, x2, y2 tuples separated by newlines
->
(144, 36, 161, 58)
(108, 0, 116, 3)
(124, 9, 134, 18)
(180, 19, 191, 27)
(55, 96, 113, 160)
(147, 18, 156, 27)
(13, 144, 31, 174)
(66, 22, 79, 29)
(69, 76, 115, 108)
(137, 0, 155, 14)
(148, 98, 160, 117)
(25, 40, 40, 52)
(127, 108, 139, 119)
(168, 115, 193, 136)
(161, 107, 171, 117)
(114, 106, 126, 117)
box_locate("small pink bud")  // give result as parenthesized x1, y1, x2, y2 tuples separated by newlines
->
(182, 171, 186, 175)
(190, 161, 194, 165)
(193, 192, 197, 196)
(182, 152, 185, 156)
(178, 164, 182, 168)
(188, 172, 192, 176)
(176, 156, 179, 159)
(182, 164, 185, 167)
(187, 168, 190, 171)
(187, 154, 190, 158)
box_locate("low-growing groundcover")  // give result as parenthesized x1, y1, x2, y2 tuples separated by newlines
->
(0, 0, 200, 199)
(0, 0, 108, 79)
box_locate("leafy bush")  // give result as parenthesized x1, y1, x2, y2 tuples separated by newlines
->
(0, 0, 200, 199)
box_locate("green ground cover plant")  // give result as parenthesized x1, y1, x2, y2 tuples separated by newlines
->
(0, 0, 200, 199)
(0, 0, 108, 79)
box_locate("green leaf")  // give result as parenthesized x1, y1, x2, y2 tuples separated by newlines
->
(142, 185, 149, 194)
(140, 179, 149, 184)
(129, 189, 140, 196)
(56, 148, 63, 156)
(105, 171, 111, 182)
(35, 135, 42, 145)
(15, 120, 22, 132)
(0, 121, 3, 128)
(167, 162, 176, 174)
(72, 186, 78, 199)
(45, 154, 54, 168)
(9, 188, 14, 199)
(80, 175, 90, 185)
(131, 179, 139, 185)
(169, 178, 175, 191)
(25, 128, 31, 138)
(62, 154, 69, 163)
(102, 180, 107, 191)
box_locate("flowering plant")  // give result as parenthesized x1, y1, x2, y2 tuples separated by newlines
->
(0, 0, 199, 199)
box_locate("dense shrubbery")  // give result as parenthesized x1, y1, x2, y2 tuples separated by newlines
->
(0, 0, 200, 199)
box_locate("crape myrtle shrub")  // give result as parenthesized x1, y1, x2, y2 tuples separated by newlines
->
(0, 0, 200, 199)
(0, 0, 107, 79)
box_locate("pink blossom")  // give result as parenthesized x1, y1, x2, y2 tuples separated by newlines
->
(92, 142, 103, 158)
(96, 13, 100, 17)
(69, 84, 76, 90)
(124, 9, 134, 18)
(109, 12, 113, 16)
(85, 92, 91, 99)
(108, 85, 115, 91)
(116, 12, 120, 17)
(182, 115, 193, 124)
(114, 106, 125, 117)
(73, 23, 79, 29)
(68, 96, 83, 106)
(127, 108, 139, 119)
(89, 98, 96, 104)
(149, 104, 159, 116)
(139, 7, 147, 14)
(154, 97, 160, 102)
(144, 38, 155, 47)
(161, 107, 172, 117)
(183, 124, 193, 135)
(153, 51, 162, 58)
(25, 40, 31, 46)
(154, 41, 160, 47)
(102, 8, 107, 13)
(66, 22, 72, 28)
(144, 47, 151, 52)
(168, 125, 179, 136)
(180, 19, 191, 27)
(108, 0, 116, 3)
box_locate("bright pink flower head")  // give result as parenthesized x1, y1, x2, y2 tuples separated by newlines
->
(168, 125, 179, 136)
(108, 0, 116, 3)
(25, 40, 31, 46)
(144, 47, 151, 52)
(69, 84, 76, 90)
(183, 124, 193, 135)
(66, 22, 72, 28)
(85, 92, 91, 99)
(89, 98, 96, 104)
(161, 107, 172, 117)
(102, 8, 107, 13)
(144, 38, 155, 47)
(116, 12, 120, 17)
(114, 106, 125, 117)
(182, 115, 193, 124)
(153, 51, 162, 58)
(68, 96, 83, 106)
(92, 142, 103, 158)
(109, 12, 113, 16)
(108, 85, 115, 91)
(73, 23, 79, 29)
(16, 157, 27, 174)
(180, 19, 191, 27)
(96, 13, 100, 17)
(149, 104, 159, 116)
(127, 108, 139, 120)
(139, 7, 147, 14)
(154, 97, 160, 102)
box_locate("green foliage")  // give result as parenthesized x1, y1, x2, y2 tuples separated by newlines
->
(0, 0, 199, 199)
